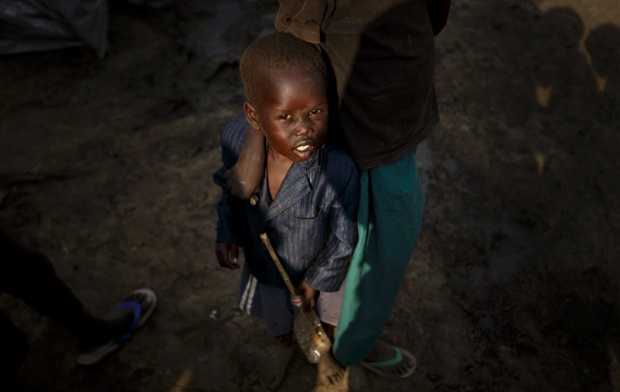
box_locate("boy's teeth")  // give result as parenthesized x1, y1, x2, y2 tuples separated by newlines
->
(297, 145, 310, 151)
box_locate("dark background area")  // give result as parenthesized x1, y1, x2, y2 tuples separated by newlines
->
(1, 0, 619, 391)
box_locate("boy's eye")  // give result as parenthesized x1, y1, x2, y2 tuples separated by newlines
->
(309, 109, 322, 115)
(279, 114, 291, 120)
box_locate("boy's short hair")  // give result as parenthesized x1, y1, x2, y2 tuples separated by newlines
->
(240, 31, 327, 103)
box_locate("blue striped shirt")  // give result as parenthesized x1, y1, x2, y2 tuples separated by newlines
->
(213, 116, 359, 292)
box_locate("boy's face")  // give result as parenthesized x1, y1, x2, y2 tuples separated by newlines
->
(244, 68, 328, 163)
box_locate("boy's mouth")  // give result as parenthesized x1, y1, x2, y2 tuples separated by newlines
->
(294, 139, 315, 153)
(296, 144, 312, 152)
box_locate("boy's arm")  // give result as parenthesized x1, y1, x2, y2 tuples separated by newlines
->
(212, 117, 248, 262)
(214, 166, 243, 264)
(214, 163, 243, 245)
(304, 165, 360, 292)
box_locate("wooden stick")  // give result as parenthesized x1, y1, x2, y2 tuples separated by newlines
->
(260, 233, 297, 295)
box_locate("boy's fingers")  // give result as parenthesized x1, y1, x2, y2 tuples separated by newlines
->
(230, 243, 240, 269)
(229, 258, 240, 269)
(215, 244, 240, 269)
(215, 251, 230, 268)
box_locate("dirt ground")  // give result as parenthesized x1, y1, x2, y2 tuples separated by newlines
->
(1, 0, 619, 391)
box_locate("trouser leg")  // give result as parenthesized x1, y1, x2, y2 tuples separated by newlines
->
(0, 230, 99, 343)
(333, 149, 425, 365)
(0, 309, 29, 389)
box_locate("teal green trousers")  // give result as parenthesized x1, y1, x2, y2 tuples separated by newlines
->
(333, 149, 425, 365)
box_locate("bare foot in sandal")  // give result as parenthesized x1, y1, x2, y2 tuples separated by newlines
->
(317, 350, 349, 390)
(259, 332, 295, 390)
(76, 288, 157, 365)
(360, 340, 417, 380)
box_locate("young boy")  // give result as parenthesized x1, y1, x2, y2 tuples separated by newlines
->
(224, 0, 451, 381)
(212, 32, 359, 389)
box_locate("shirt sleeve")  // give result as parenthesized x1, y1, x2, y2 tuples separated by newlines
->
(275, 0, 328, 44)
(304, 157, 359, 292)
(212, 117, 248, 243)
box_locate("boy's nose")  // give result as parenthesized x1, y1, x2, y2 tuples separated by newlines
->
(294, 118, 313, 136)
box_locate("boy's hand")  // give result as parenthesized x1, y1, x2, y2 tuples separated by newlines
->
(296, 280, 317, 312)
(215, 242, 240, 270)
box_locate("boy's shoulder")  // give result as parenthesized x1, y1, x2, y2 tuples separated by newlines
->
(320, 144, 359, 179)
(220, 115, 248, 147)
(322, 144, 356, 166)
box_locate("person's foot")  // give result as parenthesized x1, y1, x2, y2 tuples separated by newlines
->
(76, 288, 157, 365)
(360, 340, 416, 380)
(259, 333, 295, 390)
(317, 349, 348, 389)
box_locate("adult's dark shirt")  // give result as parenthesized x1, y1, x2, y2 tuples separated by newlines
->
(276, 0, 442, 170)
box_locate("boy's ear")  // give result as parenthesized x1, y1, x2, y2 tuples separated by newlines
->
(243, 102, 261, 131)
